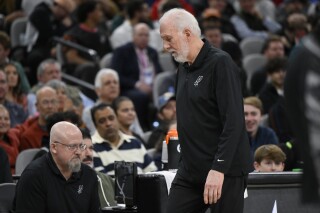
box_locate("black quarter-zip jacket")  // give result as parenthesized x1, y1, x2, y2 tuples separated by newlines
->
(176, 40, 251, 184)
(13, 153, 101, 213)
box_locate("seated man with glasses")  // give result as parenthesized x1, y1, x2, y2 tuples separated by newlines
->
(13, 121, 101, 213)
(14, 86, 59, 151)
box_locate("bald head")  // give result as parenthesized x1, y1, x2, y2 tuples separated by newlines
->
(50, 121, 82, 145)
(36, 86, 57, 101)
(133, 23, 150, 49)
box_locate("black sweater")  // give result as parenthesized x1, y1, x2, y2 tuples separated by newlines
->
(175, 40, 251, 184)
(13, 153, 101, 213)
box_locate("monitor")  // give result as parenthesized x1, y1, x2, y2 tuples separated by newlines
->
(114, 161, 137, 210)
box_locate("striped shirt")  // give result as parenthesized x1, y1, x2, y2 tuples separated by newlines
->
(92, 131, 157, 175)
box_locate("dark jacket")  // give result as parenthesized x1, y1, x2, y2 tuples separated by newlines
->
(13, 153, 101, 213)
(111, 42, 163, 94)
(176, 40, 251, 184)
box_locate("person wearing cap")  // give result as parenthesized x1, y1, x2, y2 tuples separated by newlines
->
(27, 0, 76, 85)
(147, 92, 176, 149)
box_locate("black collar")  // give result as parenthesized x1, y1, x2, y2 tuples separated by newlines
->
(182, 39, 211, 72)
(46, 152, 82, 182)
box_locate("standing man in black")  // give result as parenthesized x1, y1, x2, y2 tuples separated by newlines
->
(159, 8, 251, 213)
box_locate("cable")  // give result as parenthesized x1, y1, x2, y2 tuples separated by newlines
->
(97, 175, 110, 207)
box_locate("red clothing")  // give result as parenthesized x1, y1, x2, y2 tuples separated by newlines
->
(150, 0, 194, 20)
(0, 129, 20, 173)
(15, 116, 48, 151)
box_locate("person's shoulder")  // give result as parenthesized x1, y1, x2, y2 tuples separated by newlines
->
(81, 164, 98, 178)
(21, 155, 47, 178)
(260, 126, 277, 135)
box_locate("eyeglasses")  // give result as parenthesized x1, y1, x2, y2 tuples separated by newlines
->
(54, 141, 87, 151)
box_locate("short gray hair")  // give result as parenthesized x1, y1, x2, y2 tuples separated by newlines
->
(45, 79, 67, 91)
(94, 68, 119, 88)
(159, 8, 201, 37)
(37, 59, 61, 77)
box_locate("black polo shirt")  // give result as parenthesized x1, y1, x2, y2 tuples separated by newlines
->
(175, 40, 251, 184)
(13, 153, 101, 213)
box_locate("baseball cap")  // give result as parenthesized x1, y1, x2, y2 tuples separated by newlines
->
(158, 92, 175, 111)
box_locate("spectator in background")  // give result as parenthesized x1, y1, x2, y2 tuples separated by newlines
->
(0, 105, 20, 173)
(4, 62, 30, 114)
(45, 79, 69, 112)
(81, 128, 117, 208)
(28, 59, 92, 116)
(64, 1, 112, 73)
(82, 68, 120, 134)
(199, 8, 239, 41)
(250, 35, 285, 95)
(277, 12, 310, 55)
(16, 86, 58, 151)
(91, 103, 157, 174)
(112, 96, 145, 145)
(27, 0, 76, 86)
(151, 0, 194, 21)
(111, 23, 163, 130)
(0, 146, 12, 183)
(0, 0, 24, 33)
(244, 96, 279, 156)
(110, 0, 162, 51)
(147, 92, 176, 149)
(0, 68, 27, 127)
(0, 31, 11, 66)
(258, 57, 287, 114)
(253, 144, 286, 172)
(231, 0, 281, 40)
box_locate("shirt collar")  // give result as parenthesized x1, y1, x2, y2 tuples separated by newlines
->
(182, 39, 211, 72)
(46, 152, 81, 181)
(92, 130, 135, 147)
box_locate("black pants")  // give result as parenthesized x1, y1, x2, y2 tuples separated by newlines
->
(166, 173, 247, 213)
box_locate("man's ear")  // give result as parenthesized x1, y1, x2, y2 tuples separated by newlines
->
(157, 111, 164, 120)
(51, 143, 57, 154)
(253, 161, 260, 171)
(95, 87, 101, 97)
(184, 28, 191, 38)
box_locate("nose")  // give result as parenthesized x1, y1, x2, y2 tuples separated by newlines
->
(163, 41, 170, 52)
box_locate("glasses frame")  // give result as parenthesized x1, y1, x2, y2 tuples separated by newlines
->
(53, 141, 87, 152)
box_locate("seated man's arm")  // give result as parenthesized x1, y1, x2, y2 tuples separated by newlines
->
(14, 169, 46, 212)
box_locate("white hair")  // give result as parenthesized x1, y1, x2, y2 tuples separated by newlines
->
(159, 8, 201, 38)
(94, 68, 119, 88)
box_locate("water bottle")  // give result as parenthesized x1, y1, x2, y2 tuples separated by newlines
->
(166, 129, 180, 171)
(161, 140, 168, 170)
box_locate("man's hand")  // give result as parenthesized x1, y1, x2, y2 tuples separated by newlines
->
(203, 170, 224, 204)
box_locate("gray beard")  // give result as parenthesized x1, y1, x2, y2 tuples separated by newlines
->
(68, 158, 81, 173)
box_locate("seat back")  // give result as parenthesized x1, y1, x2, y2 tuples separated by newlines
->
(99, 52, 113, 68)
(242, 54, 267, 89)
(152, 71, 176, 108)
(10, 17, 28, 48)
(240, 37, 265, 57)
(15, 148, 40, 175)
(0, 183, 16, 213)
(158, 53, 176, 72)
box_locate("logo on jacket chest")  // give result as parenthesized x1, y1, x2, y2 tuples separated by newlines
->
(194, 76, 203, 87)
(77, 185, 83, 194)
